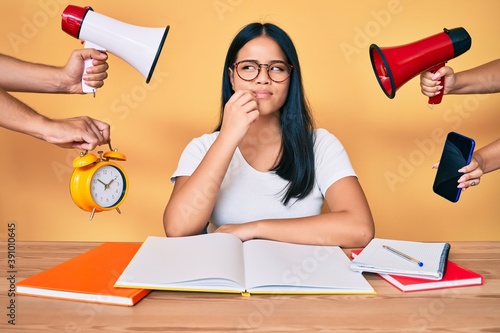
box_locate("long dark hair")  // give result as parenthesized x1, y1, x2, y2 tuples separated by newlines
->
(216, 22, 315, 205)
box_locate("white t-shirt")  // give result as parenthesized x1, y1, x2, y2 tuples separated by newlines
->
(171, 128, 356, 232)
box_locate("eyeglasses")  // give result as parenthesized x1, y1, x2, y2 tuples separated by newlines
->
(233, 60, 293, 83)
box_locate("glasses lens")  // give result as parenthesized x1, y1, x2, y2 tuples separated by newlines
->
(235, 61, 292, 82)
(236, 61, 259, 81)
(267, 61, 292, 82)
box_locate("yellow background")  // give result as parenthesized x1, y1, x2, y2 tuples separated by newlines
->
(0, 0, 498, 242)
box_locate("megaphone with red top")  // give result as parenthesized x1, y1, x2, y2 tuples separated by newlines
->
(62, 5, 169, 95)
(369, 27, 471, 106)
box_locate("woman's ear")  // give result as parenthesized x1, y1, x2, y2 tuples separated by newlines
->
(228, 67, 235, 90)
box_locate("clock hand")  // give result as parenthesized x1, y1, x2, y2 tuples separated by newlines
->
(98, 179, 107, 187)
(103, 177, 117, 190)
(106, 177, 116, 188)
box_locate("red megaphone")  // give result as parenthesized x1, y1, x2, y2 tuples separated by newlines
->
(370, 27, 471, 105)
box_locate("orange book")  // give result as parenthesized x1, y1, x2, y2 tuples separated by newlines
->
(16, 242, 150, 306)
(351, 249, 483, 292)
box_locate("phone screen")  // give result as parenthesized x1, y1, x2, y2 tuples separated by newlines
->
(433, 132, 475, 202)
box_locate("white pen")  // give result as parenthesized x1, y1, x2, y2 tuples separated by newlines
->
(383, 245, 424, 267)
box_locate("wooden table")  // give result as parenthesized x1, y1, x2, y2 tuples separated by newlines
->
(1, 241, 499, 332)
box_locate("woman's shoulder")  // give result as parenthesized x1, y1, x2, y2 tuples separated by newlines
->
(195, 131, 220, 142)
(188, 131, 220, 148)
(313, 128, 340, 143)
(314, 128, 332, 136)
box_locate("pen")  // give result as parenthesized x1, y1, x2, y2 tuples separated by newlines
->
(382, 245, 424, 267)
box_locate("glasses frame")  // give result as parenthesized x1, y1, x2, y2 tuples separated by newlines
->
(232, 60, 294, 83)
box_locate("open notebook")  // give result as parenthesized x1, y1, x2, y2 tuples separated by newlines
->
(115, 234, 375, 295)
(350, 238, 450, 280)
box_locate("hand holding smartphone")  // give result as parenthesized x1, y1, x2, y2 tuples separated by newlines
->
(433, 132, 475, 202)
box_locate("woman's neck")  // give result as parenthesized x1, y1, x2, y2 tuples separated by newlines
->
(239, 114, 282, 171)
(244, 111, 281, 143)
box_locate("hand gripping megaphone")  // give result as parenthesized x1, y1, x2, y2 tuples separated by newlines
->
(62, 5, 169, 95)
(369, 27, 471, 106)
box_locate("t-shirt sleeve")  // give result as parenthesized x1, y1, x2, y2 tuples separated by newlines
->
(314, 128, 357, 195)
(170, 133, 217, 184)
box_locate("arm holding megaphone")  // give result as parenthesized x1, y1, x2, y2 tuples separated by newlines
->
(64, 47, 108, 94)
(61, 5, 169, 96)
(79, 42, 107, 94)
(0, 50, 108, 94)
(420, 65, 455, 99)
(369, 27, 471, 106)
(420, 58, 500, 97)
(426, 63, 447, 105)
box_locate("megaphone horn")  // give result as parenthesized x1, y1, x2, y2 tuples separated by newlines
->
(62, 5, 169, 95)
(369, 27, 471, 105)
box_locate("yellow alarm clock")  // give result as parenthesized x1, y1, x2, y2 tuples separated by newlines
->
(70, 142, 128, 220)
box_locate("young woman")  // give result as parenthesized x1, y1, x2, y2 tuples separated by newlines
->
(163, 23, 374, 247)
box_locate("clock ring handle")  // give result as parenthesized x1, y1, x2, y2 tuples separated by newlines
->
(108, 140, 114, 152)
(103, 140, 127, 161)
(77, 141, 113, 156)
(78, 141, 111, 156)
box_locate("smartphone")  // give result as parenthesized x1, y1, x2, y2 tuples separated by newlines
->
(433, 132, 475, 202)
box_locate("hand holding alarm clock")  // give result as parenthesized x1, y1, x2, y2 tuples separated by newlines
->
(70, 142, 128, 220)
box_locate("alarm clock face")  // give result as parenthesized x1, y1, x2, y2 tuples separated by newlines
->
(91, 165, 127, 208)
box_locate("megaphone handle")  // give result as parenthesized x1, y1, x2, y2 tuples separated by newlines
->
(82, 41, 106, 96)
(428, 63, 445, 105)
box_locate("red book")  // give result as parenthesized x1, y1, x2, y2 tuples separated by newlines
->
(17, 242, 151, 306)
(351, 249, 483, 292)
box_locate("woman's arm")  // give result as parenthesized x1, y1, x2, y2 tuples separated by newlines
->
(163, 137, 239, 236)
(163, 90, 260, 236)
(214, 176, 375, 248)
